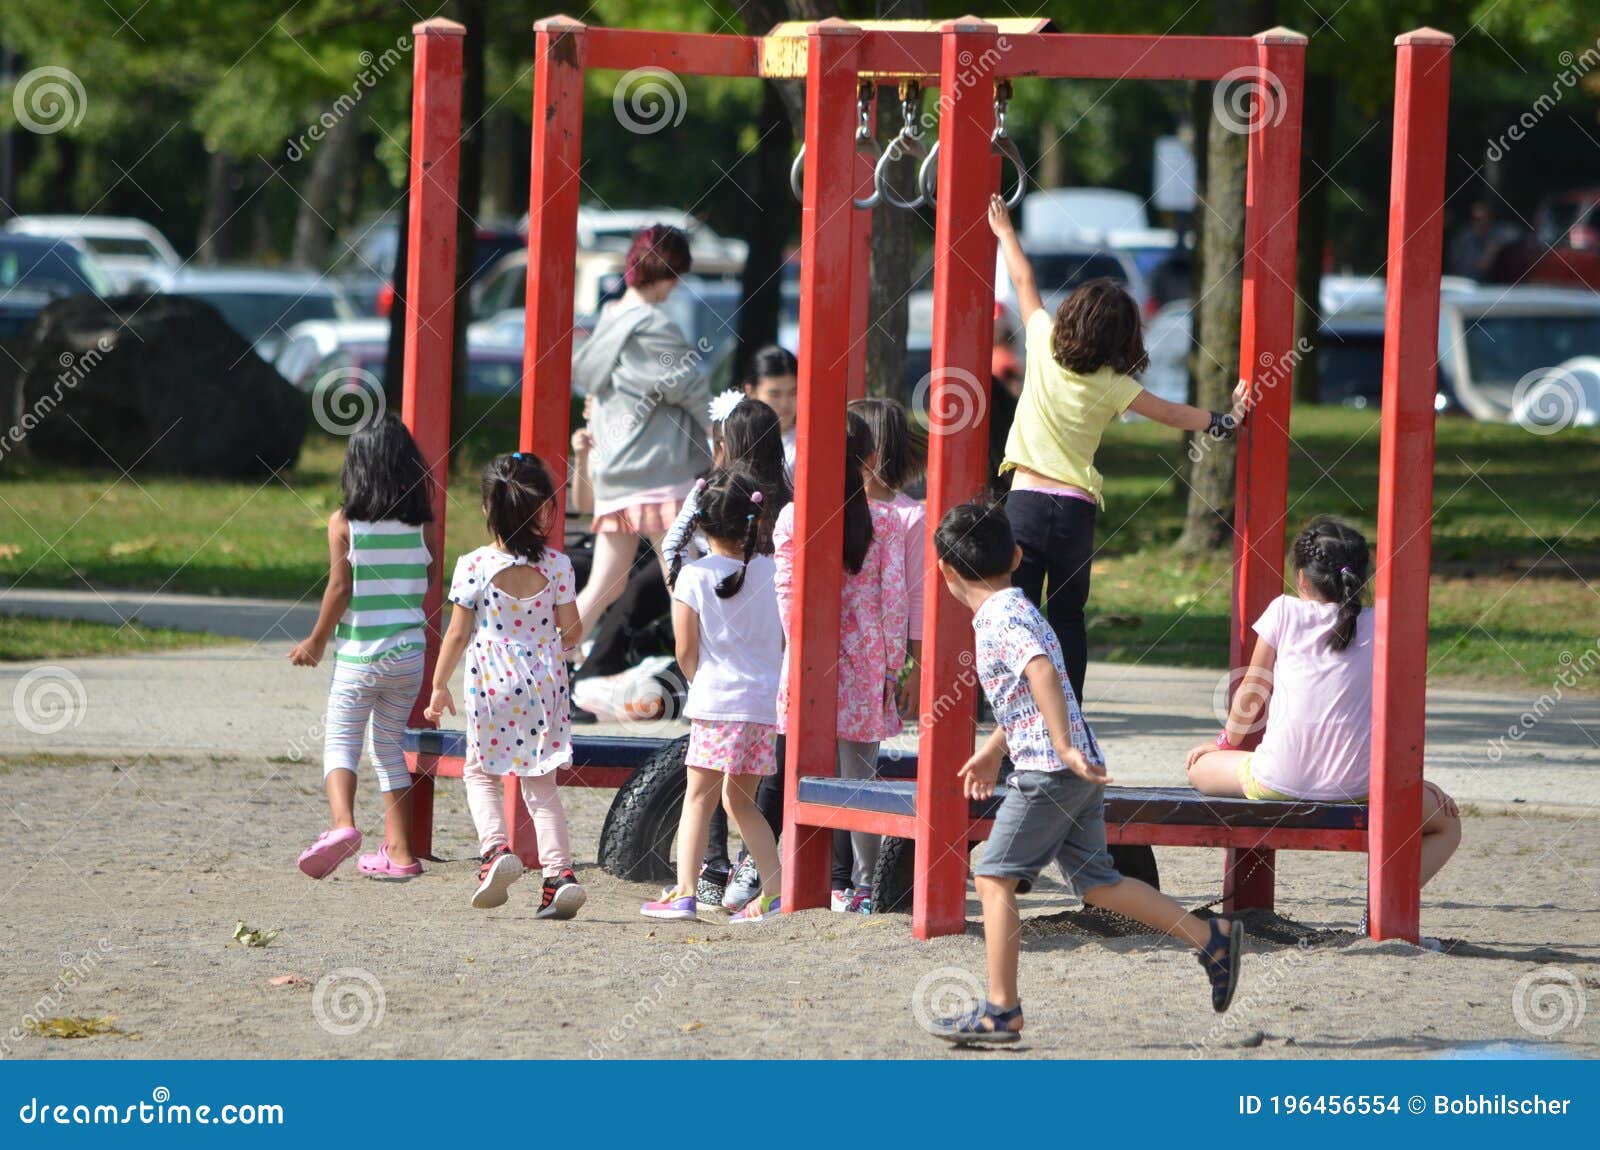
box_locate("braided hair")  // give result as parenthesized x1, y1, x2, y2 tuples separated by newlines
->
(667, 467, 766, 599)
(481, 452, 556, 562)
(1291, 517, 1371, 653)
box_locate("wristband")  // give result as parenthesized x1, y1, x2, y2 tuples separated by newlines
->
(1206, 410, 1238, 440)
(1215, 729, 1238, 750)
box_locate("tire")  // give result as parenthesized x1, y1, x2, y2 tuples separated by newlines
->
(597, 734, 689, 882)
(871, 839, 1159, 913)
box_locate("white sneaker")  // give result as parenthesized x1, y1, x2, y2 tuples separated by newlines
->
(471, 846, 524, 909)
(722, 855, 761, 911)
(830, 888, 853, 913)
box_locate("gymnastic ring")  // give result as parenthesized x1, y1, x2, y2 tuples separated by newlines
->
(790, 146, 806, 202)
(876, 133, 928, 212)
(994, 133, 1027, 210)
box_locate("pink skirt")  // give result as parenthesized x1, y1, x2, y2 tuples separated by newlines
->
(686, 720, 778, 777)
(590, 497, 684, 536)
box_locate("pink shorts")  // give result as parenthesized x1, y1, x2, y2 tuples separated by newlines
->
(590, 498, 684, 535)
(686, 719, 778, 776)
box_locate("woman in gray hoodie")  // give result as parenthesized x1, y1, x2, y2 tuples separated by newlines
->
(570, 224, 713, 638)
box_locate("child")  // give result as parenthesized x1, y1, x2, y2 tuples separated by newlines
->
(988, 194, 1247, 702)
(660, 393, 793, 910)
(773, 411, 908, 915)
(742, 345, 799, 474)
(425, 452, 587, 919)
(1184, 518, 1462, 908)
(291, 415, 434, 881)
(641, 468, 785, 924)
(836, 396, 926, 913)
(930, 499, 1244, 1044)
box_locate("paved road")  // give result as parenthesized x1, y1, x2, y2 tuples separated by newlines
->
(3, 589, 1597, 808)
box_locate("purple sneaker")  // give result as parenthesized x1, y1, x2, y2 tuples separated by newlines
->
(641, 889, 698, 921)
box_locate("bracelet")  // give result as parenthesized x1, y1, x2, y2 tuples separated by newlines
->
(1206, 410, 1238, 440)
(1215, 729, 1238, 750)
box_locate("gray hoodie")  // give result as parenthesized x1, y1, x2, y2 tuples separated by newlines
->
(571, 300, 713, 508)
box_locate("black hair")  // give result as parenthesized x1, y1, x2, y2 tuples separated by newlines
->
(720, 398, 792, 522)
(1291, 517, 1371, 653)
(843, 410, 875, 574)
(934, 498, 1015, 581)
(848, 396, 925, 493)
(1052, 277, 1149, 377)
(746, 344, 797, 385)
(340, 414, 435, 525)
(668, 467, 765, 599)
(481, 452, 556, 563)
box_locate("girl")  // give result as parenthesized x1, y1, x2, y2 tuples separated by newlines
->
(570, 224, 713, 640)
(773, 411, 908, 915)
(742, 345, 799, 473)
(988, 195, 1248, 703)
(1184, 519, 1462, 905)
(836, 396, 926, 913)
(425, 452, 587, 919)
(659, 393, 793, 909)
(641, 468, 786, 924)
(291, 415, 434, 882)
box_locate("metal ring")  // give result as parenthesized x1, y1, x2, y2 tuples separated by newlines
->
(790, 146, 805, 202)
(875, 133, 928, 212)
(853, 135, 883, 210)
(994, 134, 1027, 210)
(917, 140, 941, 207)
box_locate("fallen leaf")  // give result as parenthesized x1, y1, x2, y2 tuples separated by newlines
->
(680, 1021, 702, 1033)
(268, 974, 308, 987)
(0, 544, 21, 560)
(232, 920, 281, 948)
(26, 1015, 136, 1039)
(107, 536, 159, 558)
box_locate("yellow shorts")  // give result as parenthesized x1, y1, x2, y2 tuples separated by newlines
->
(1235, 755, 1366, 804)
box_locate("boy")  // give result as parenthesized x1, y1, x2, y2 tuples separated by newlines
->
(929, 499, 1245, 1043)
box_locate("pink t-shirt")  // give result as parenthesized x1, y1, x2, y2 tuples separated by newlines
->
(1249, 594, 1375, 802)
(880, 492, 927, 641)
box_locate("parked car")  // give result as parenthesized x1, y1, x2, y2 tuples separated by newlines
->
(329, 214, 527, 317)
(569, 206, 747, 271)
(1019, 188, 1150, 245)
(994, 242, 1148, 319)
(1500, 188, 1600, 291)
(300, 340, 525, 398)
(160, 267, 356, 361)
(271, 318, 392, 388)
(0, 233, 113, 338)
(4, 215, 180, 292)
(471, 248, 627, 320)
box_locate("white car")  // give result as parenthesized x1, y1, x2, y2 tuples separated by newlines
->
(272, 319, 392, 387)
(5, 214, 180, 292)
(160, 267, 356, 362)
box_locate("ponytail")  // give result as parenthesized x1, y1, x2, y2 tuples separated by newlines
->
(1331, 565, 1364, 654)
(481, 452, 555, 562)
(1291, 517, 1371, 653)
(842, 410, 874, 574)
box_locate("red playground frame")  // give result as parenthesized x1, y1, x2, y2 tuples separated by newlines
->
(396, 16, 1452, 944)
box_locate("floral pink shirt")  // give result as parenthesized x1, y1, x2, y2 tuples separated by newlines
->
(881, 491, 927, 641)
(773, 500, 907, 742)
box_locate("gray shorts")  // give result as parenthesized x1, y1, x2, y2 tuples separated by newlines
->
(972, 770, 1123, 897)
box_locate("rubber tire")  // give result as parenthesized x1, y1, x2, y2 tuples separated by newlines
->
(597, 734, 690, 882)
(871, 839, 1160, 913)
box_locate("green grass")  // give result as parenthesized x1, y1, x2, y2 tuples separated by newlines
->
(0, 401, 1595, 689)
(0, 615, 238, 662)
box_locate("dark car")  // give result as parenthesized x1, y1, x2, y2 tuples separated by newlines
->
(0, 234, 113, 338)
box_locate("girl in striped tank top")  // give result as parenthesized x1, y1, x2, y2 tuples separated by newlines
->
(291, 416, 435, 882)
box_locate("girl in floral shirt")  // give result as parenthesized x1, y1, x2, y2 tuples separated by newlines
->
(773, 411, 908, 908)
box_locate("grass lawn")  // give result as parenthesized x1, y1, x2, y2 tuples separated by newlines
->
(0, 398, 1595, 689)
(0, 615, 238, 662)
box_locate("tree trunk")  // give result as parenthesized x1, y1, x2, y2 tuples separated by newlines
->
(866, 76, 919, 400)
(451, 0, 488, 453)
(735, 81, 794, 376)
(1292, 70, 1333, 405)
(383, 170, 409, 417)
(195, 151, 239, 265)
(291, 104, 365, 268)
(1177, 0, 1275, 554)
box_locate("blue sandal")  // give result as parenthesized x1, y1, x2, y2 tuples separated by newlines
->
(929, 1001, 1023, 1045)
(1198, 917, 1245, 1013)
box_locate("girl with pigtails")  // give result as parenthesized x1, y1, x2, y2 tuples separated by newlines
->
(641, 468, 787, 924)
(1184, 518, 1461, 920)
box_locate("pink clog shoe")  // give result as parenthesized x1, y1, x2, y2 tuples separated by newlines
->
(357, 842, 423, 881)
(298, 827, 362, 879)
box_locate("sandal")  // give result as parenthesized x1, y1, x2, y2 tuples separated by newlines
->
(1198, 917, 1245, 1013)
(929, 1001, 1023, 1046)
(357, 842, 423, 882)
(298, 827, 361, 879)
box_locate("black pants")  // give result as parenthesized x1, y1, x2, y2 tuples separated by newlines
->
(704, 735, 786, 871)
(1005, 489, 1095, 702)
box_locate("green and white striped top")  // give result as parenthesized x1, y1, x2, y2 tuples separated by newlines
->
(334, 518, 431, 665)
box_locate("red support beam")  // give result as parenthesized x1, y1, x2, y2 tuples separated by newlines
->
(913, 18, 1000, 941)
(997, 33, 1258, 81)
(1369, 29, 1453, 944)
(1223, 846, 1277, 913)
(781, 20, 863, 915)
(521, 17, 588, 531)
(791, 803, 917, 839)
(586, 26, 761, 77)
(1230, 30, 1306, 673)
(846, 105, 874, 402)
(854, 32, 940, 80)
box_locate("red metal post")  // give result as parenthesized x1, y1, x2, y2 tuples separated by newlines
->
(1223, 29, 1305, 916)
(781, 19, 862, 914)
(846, 115, 874, 401)
(400, 20, 465, 857)
(521, 17, 587, 530)
(1369, 29, 1452, 943)
(913, 18, 999, 940)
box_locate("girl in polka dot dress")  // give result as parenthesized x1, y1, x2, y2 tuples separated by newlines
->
(425, 452, 586, 919)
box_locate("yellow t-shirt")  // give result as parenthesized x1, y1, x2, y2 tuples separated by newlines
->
(1000, 310, 1145, 508)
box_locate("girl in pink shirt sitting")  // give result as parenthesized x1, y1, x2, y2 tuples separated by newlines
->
(1184, 519, 1461, 899)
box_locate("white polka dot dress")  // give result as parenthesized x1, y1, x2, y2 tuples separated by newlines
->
(447, 546, 576, 777)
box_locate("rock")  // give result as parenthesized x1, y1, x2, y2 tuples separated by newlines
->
(6, 293, 305, 477)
